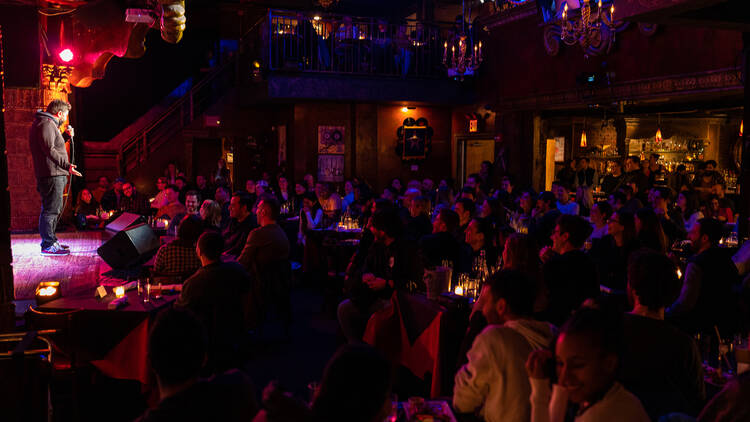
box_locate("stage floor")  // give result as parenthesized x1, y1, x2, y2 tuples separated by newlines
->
(11, 231, 110, 300)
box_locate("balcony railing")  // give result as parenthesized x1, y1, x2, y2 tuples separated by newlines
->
(266, 10, 449, 78)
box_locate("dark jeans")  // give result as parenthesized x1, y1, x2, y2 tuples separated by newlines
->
(37, 175, 67, 249)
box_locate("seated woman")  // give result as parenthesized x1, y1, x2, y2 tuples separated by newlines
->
(298, 192, 323, 244)
(677, 190, 703, 232)
(199, 199, 222, 232)
(152, 214, 203, 280)
(526, 308, 650, 422)
(704, 194, 734, 223)
(74, 188, 103, 230)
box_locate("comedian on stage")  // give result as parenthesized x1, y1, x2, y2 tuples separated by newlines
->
(28, 99, 82, 256)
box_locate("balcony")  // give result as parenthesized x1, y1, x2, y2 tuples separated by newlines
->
(266, 10, 448, 78)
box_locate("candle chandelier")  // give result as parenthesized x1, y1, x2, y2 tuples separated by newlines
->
(560, 0, 616, 53)
(443, 0, 483, 79)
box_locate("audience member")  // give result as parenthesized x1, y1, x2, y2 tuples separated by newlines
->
(589, 210, 640, 294)
(526, 308, 650, 422)
(454, 270, 556, 422)
(185, 190, 201, 216)
(539, 215, 598, 326)
(74, 188, 102, 230)
(405, 195, 432, 241)
(223, 191, 258, 258)
(601, 161, 623, 194)
(176, 231, 253, 372)
(153, 214, 203, 277)
(157, 185, 188, 220)
(589, 201, 612, 240)
(151, 177, 169, 209)
(530, 192, 560, 248)
(677, 191, 703, 232)
(120, 181, 149, 215)
(101, 177, 125, 211)
(195, 175, 213, 205)
(200, 199, 222, 231)
(338, 208, 421, 342)
(92, 176, 110, 203)
(620, 250, 705, 420)
(238, 196, 290, 274)
(465, 218, 499, 268)
(215, 186, 231, 230)
(419, 208, 464, 270)
(135, 308, 258, 422)
(309, 344, 394, 422)
(454, 198, 476, 234)
(667, 218, 739, 335)
(635, 207, 668, 254)
(316, 182, 342, 228)
(576, 157, 597, 189)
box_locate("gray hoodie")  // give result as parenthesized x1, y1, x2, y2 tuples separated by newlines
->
(454, 319, 557, 422)
(28, 111, 70, 178)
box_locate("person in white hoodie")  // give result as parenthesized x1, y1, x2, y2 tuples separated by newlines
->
(453, 270, 557, 422)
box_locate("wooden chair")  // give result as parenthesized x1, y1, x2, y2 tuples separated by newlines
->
(0, 330, 56, 422)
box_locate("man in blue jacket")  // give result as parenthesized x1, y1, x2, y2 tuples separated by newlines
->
(28, 99, 82, 256)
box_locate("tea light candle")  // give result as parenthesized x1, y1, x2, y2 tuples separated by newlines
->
(114, 286, 125, 298)
(454, 285, 464, 296)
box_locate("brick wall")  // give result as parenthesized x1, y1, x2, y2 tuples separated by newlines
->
(4, 87, 67, 231)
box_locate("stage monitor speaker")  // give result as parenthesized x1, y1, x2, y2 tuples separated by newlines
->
(97, 223, 160, 269)
(105, 212, 144, 233)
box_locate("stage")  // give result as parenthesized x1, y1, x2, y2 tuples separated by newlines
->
(11, 231, 109, 300)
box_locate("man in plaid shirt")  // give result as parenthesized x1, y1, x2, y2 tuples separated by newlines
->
(153, 215, 203, 277)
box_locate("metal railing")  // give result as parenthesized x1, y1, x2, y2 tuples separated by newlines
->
(118, 55, 236, 173)
(267, 10, 449, 78)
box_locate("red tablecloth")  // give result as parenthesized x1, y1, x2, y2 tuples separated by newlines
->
(363, 292, 445, 397)
(91, 318, 151, 384)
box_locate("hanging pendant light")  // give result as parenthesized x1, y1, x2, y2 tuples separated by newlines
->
(655, 114, 663, 143)
(580, 117, 588, 148)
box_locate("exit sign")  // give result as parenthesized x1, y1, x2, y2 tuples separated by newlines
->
(469, 119, 478, 132)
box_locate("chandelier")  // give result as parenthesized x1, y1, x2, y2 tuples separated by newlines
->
(560, 0, 616, 52)
(316, 0, 339, 9)
(443, 0, 483, 79)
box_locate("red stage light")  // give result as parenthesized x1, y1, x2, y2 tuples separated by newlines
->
(58, 49, 74, 63)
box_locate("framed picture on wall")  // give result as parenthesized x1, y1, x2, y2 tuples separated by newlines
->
(318, 126, 345, 154)
(402, 126, 427, 160)
(318, 154, 344, 182)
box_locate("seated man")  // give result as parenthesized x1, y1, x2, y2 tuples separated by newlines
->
(529, 191, 561, 248)
(454, 270, 556, 422)
(539, 214, 599, 326)
(553, 181, 579, 216)
(621, 250, 705, 420)
(185, 190, 201, 217)
(237, 196, 290, 274)
(222, 191, 258, 258)
(176, 231, 253, 373)
(120, 181, 149, 215)
(101, 177, 124, 211)
(157, 185, 187, 221)
(337, 208, 422, 343)
(667, 218, 739, 335)
(153, 214, 203, 278)
(135, 308, 258, 421)
(419, 208, 464, 271)
(454, 198, 475, 235)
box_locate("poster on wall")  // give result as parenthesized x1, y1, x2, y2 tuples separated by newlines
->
(318, 154, 344, 182)
(318, 126, 345, 154)
(402, 126, 427, 160)
(554, 137, 565, 162)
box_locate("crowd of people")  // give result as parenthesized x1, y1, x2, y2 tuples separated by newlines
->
(73, 154, 750, 422)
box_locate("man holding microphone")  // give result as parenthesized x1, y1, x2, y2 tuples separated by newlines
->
(29, 99, 82, 256)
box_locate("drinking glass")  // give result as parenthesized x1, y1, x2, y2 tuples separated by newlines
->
(144, 282, 151, 303)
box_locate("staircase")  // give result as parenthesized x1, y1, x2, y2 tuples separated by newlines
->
(81, 54, 239, 189)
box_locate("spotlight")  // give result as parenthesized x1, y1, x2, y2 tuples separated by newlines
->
(58, 49, 74, 63)
(401, 107, 409, 112)
(35, 281, 61, 305)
